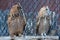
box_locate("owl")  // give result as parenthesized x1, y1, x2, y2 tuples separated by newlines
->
(7, 3, 26, 40)
(36, 6, 51, 36)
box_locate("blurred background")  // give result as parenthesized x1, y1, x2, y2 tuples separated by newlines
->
(0, 0, 60, 37)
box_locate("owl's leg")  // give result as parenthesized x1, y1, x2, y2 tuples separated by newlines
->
(41, 33, 47, 40)
(19, 33, 22, 36)
(43, 33, 46, 36)
(41, 33, 43, 36)
(41, 33, 47, 36)
(10, 33, 15, 40)
(19, 32, 23, 37)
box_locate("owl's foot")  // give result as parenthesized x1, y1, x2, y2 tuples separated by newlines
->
(11, 39, 14, 40)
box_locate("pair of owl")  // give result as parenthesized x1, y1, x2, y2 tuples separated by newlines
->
(7, 3, 53, 40)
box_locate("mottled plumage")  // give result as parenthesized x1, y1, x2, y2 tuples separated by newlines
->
(36, 6, 51, 35)
(7, 3, 26, 40)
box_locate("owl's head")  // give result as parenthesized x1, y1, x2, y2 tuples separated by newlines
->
(9, 3, 22, 17)
(38, 6, 50, 17)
